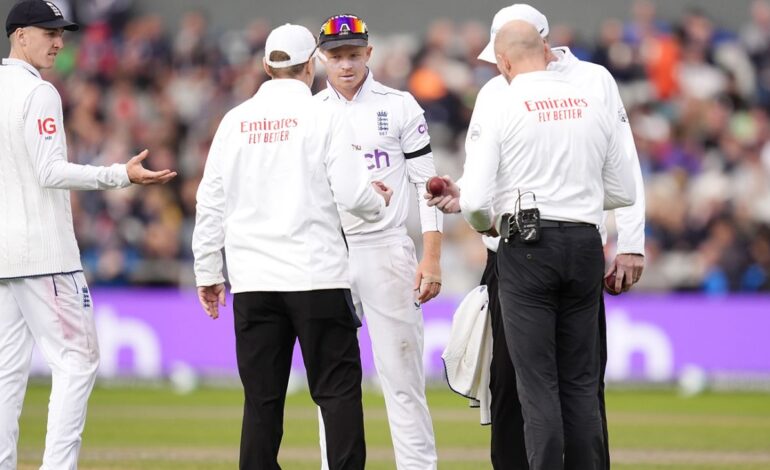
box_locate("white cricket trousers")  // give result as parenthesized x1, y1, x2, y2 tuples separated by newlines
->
(0, 273, 99, 470)
(320, 228, 437, 470)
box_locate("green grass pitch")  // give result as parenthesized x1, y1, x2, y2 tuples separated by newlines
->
(16, 383, 770, 469)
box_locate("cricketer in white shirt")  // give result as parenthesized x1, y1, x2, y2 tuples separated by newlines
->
(0, 54, 127, 470)
(317, 72, 442, 238)
(314, 61, 442, 469)
(0, 33, 174, 470)
(0, 58, 132, 279)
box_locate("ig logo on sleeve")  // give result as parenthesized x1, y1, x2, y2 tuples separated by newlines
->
(37, 118, 57, 136)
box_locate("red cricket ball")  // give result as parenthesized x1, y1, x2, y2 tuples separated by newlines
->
(426, 176, 447, 196)
(604, 272, 621, 296)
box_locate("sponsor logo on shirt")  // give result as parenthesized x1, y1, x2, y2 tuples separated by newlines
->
(524, 97, 588, 123)
(524, 97, 588, 111)
(377, 111, 389, 135)
(37, 117, 57, 136)
(364, 148, 390, 170)
(240, 118, 298, 144)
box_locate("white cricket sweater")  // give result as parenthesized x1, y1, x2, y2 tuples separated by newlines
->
(315, 71, 443, 237)
(0, 58, 130, 279)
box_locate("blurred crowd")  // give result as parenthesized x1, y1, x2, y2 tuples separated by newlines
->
(38, 0, 770, 293)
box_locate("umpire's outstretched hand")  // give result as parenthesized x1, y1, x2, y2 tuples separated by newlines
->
(424, 175, 461, 213)
(127, 149, 178, 184)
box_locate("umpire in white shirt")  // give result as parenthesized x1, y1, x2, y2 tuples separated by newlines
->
(474, 7, 646, 468)
(1, 1, 176, 469)
(460, 21, 635, 470)
(192, 24, 391, 470)
(429, 4, 647, 468)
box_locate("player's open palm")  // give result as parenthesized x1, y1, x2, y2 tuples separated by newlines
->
(127, 149, 178, 185)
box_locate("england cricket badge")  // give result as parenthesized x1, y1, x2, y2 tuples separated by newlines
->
(377, 111, 389, 136)
(82, 286, 91, 309)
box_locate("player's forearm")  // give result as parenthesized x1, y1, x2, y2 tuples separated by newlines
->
(417, 186, 444, 232)
(38, 159, 131, 190)
(406, 157, 445, 232)
(421, 231, 442, 263)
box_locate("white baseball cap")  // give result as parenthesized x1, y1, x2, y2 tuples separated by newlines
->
(478, 4, 550, 64)
(264, 23, 317, 68)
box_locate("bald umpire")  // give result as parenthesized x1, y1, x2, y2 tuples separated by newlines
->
(460, 21, 636, 470)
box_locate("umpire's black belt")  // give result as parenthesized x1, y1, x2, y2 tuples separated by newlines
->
(540, 220, 596, 229)
(500, 213, 596, 239)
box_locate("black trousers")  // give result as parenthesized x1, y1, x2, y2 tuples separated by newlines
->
(497, 227, 606, 470)
(485, 249, 611, 469)
(483, 250, 528, 469)
(234, 289, 365, 470)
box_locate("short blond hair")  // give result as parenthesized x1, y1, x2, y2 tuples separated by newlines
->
(266, 50, 308, 78)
